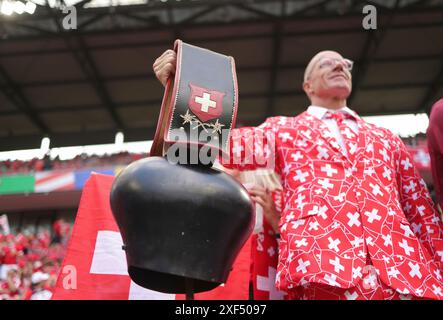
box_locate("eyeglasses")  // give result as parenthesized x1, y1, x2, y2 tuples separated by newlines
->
(317, 57, 354, 72)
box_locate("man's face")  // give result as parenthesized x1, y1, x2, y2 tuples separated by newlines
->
(304, 51, 353, 100)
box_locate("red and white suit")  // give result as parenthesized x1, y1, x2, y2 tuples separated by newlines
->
(223, 106, 443, 300)
(250, 189, 288, 300)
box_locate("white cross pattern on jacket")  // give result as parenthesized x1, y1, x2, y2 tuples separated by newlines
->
(279, 132, 293, 143)
(364, 209, 382, 223)
(293, 170, 309, 183)
(291, 151, 303, 161)
(341, 127, 355, 139)
(344, 290, 359, 300)
(382, 234, 392, 246)
(352, 266, 362, 279)
(256, 267, 287, 300)
(232, 143, 243, 158)
(369, 183, 383, 197)
(321, 164, 338, 177)
(401, 158, 413, 170)
(387, 267, 400, 278)
(398, 239, 415, 256)
(316, 146, 329, 159)
(346, 212, 361, 228)
(407, 262, 422, 279)
(319, 178, 334, 189)
(89, 230, 175, 300)
(195, 92, 216, 112)
(328, 237, 341, 252)
(296, 258, 311, 274)
(324, 274, 340, 286)
(329, 257, 345, 273)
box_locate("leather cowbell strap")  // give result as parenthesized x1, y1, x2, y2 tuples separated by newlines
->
(150, 40, 238, 160)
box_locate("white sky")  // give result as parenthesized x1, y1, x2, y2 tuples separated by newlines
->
(0, 113, 429, 162)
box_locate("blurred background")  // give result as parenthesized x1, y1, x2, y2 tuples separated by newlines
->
(0, 0, 442, 299)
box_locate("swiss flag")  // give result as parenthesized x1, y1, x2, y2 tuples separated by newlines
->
(52, 173, 251, 300)
(188, 83, 225, 122)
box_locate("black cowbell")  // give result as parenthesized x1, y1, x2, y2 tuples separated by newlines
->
(109, 156, 254, 294)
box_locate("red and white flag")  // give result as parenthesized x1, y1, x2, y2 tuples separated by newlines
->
(52, 173, 251, 300)
(35, 171, 75, 193)
(0, 214, 10, 235)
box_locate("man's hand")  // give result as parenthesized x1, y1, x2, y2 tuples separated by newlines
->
(153, 49, 177, 87)
(249, 187, 280, 235)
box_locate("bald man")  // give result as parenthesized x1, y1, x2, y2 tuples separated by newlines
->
(153, 49, 443, 300)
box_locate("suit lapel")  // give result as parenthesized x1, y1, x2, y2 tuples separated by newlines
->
(355, 118, 375, 161)
(298, 111, 348, 159)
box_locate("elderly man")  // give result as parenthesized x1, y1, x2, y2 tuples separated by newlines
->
(153, 49, 443, 300)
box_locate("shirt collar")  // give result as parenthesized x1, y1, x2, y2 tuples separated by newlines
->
(307, 105, 359, 120)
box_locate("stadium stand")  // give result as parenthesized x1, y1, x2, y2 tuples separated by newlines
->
(0, 219, 71, 300)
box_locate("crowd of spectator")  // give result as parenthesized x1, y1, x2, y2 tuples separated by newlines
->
(0, 219, 72, 300)
(0, 136, 430, 176)
(0, 152, 146, 176)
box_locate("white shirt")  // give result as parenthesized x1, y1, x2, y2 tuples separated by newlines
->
(306, 105, 359, 155)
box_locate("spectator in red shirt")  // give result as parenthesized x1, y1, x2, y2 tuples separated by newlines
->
(427, 98, 443, 215)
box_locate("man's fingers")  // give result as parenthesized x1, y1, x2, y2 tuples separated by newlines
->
(248, 188, 267, 198)
(159, 49, 175, 60)
(153, 58, 176, 76)
(153, 49, 176, 68)
(251, 196, 266, 208)
(153, 50, 177, 86)
(153, 63, 175, 86)
(153, 53, 176, 71)
(153, 50, 176, 70)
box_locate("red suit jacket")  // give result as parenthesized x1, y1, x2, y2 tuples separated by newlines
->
(427, 99, 443, 210)
(223, 111, 443, 299)
(251, 190, 288, 300)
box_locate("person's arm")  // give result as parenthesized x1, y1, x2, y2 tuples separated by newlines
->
(427, 99, 443, 210)
(248, 187, 282, 235)
(394, 134, 443, 268)
(220, 121, 278, 171)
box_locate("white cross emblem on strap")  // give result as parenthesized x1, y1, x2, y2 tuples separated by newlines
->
(89, 230, 175, 300)
(195, 92, 217, 113)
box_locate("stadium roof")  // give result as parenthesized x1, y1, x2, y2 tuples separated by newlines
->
(1, 0, 443, 151)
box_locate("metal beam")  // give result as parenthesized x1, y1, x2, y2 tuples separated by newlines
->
(348, 0, 400, 105)
(1, 7, 443, 44)
(74, 0, 93, 9)
(0, 81, 432, 117)
(43, 1, 125, 130)
(292, 0, 329, 16)
(74, 36, 126, 130)
(265, 0, 285, 118)
(77, 12, 109, 30)
(117, 12, 162, 27)
(2, 20, 57, 35)
(417, 57, 443, 115)
(0, 64, 50, 134)
(232, 2, 278, 19)
(3, 52, 441, 89)
(5, 0, 443, 26)
(176, 4, 222, 25)
(166, 1, 181, 42)
(2, 2, 443, 42)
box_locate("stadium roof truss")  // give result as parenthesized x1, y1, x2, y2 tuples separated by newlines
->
(0, 0, 443, 151)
